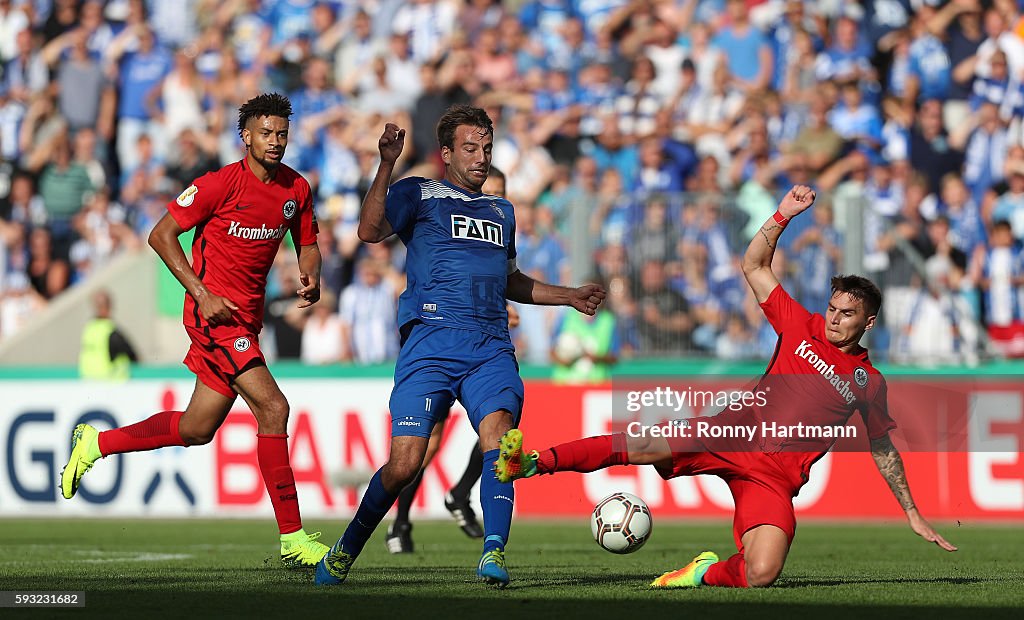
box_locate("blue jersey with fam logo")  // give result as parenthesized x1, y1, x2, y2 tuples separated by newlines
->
(385, 176, 517, 340)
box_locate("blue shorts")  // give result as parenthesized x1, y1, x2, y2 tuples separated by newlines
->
(389, 323, 524, 438)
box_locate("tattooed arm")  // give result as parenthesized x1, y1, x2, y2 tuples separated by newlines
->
(870, 433, 958, 551)
(741, 185, 816, 303)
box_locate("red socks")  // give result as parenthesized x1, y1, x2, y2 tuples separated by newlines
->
(257, 434, 302, 535)
(97, 411, 185, 456)
(536, 434, 629, 474)
(703, 553, 749, 588)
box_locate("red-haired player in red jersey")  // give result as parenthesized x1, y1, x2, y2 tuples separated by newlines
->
(60, 93, 330, 569)
(496, 185, 956, 587)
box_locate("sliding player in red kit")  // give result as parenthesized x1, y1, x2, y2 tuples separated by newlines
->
(60, 93, 330, 568)
(496, 185, 956, 588)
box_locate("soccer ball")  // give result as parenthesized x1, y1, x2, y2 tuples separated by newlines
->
(590, 492, 652, 554)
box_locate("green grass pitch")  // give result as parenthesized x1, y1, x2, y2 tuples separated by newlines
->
(0, 519, 1020, 619)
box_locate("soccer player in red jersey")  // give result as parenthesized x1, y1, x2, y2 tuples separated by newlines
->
(59, 93, 330, 568)
(496, 185, 956, 588)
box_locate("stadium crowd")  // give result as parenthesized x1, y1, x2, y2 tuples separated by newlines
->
(2, 0, 1024, 367)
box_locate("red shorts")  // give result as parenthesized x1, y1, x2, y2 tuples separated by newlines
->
(656, 448, 801, 553)
(183, 324, 266, 398)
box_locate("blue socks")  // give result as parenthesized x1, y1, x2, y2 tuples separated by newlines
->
(337, 469, 399, 557)
(480, 448, 514, 553)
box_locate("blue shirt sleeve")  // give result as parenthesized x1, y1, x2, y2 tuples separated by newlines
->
(384, 176, 423, 238)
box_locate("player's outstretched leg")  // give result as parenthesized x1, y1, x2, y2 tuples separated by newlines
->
(61, 409, 193, 499)
(650, 551, 719, 588)
(445, 447, 484, 538)
(494, 429, 538, 482)
(60, 424, 102, 499)
(495, 430, 633, 482)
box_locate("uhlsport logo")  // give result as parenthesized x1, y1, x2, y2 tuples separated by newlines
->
(227, 221, 287, 240)
(176, 185, 198, 207)
(283, 199, 297, 219)
(854, 367, 869, 388)
(233, 337, 251, 352)
(795, 339, 856, 404)
(451, 214, 503, 246)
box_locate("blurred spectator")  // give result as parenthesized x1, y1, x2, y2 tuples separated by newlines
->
(910, 99, 965, 193)
(931, 0, 984, 130)
(165, 128, 218, 188)
(6, 28, 48, 100)
(0, 0, 30, 64)
(988, 148, 1024, 241)
(551, 303, 620, 384)
(392, 0, 457, 65)
(300, 289, 347, 365)
(636, 259, 693, 354)
(0, 271, 46, 339)
(38, 134, 92, 259)
(792, 201, 842, 313)
(629, 195, 675, 271)
(264, 250, 304, 361)
(959, 101, 1009, 203)
(71, 187, 139, 281)
(715, 312, 755, 361)
(816, 14, 873, 84)
(107, 24, 172, 172)
(147, 48, 208, 147)
(714, 0, 773, 93)
(79, 288, 138, 380)
(26, 226, 68, 299)
(339, 257, 398, 364)
(905, 6, 952, 106)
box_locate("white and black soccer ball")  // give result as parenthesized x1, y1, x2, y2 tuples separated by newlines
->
(590, 492, 652, 554)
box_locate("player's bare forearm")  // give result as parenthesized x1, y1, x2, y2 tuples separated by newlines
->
(357, 160, 395, 243)
(870, 434, 917, 513)
(148, 213, 209, 301)
(507, 270, 606, 315)
(296, 243, 322, 308)
(506, 270, 571, 306)
(741, 217, 785, 303)
(297, 243, 322, 282)
(742, 185, 815, 303)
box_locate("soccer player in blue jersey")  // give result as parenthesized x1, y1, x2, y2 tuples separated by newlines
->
(315, 105, 606, 588)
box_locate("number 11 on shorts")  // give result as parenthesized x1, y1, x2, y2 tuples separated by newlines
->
(425, 397, 432, 412)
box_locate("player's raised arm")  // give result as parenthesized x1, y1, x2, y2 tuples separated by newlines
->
(148, 212, 237, 325)
(869, 433, 957, 552)
(506, 270, 606, 316)
(358, 123, 405, 243)
(741, 185, 816, 303)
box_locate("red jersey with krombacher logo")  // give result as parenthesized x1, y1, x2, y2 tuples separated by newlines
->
(741, 284, 896, 484)
(166, 158, 318, 332)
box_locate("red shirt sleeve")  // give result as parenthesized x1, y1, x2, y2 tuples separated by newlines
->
(759, 284, 813, 334)
(291, 177, 318, 246)
(862, 375, 897, 440)
(166, 172, 229, 231)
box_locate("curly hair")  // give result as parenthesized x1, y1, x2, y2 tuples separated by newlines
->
(237, 93, 292, 137)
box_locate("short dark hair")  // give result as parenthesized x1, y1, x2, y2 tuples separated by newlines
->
(436, 104, 493, 150)
(237, 93, 292, 137)
(830, 275, 882, 317)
